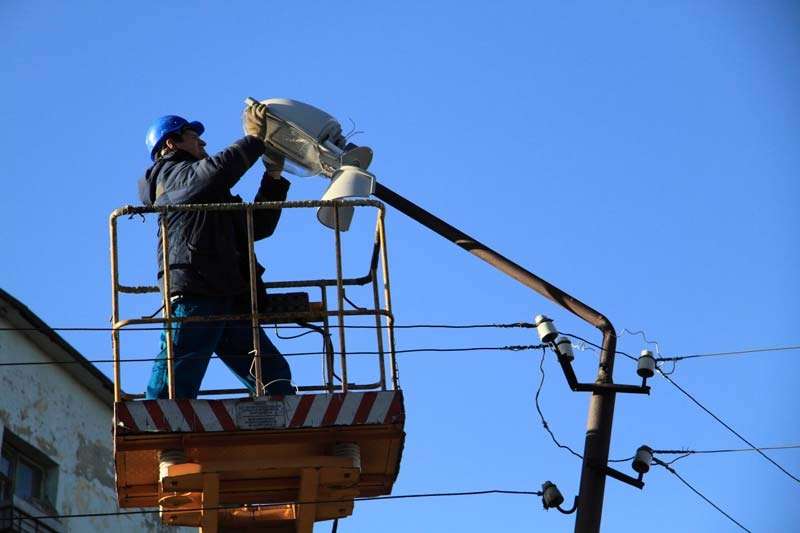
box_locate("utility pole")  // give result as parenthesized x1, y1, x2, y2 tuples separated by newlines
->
(371, 182, 634, 532)
(574, 333, 617, 533)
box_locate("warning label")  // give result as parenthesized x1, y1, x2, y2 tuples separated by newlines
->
(236, 401, 287, 429)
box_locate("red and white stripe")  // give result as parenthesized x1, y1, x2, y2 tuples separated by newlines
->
(115, 391, 404, 434)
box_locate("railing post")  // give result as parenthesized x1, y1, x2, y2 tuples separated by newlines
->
(109, 214, 122, 402)
(319, 286, 334, 392)
(376, 211, 398, 390)
(245, 206, 264, 397)
(159, 215, 176, 400)
(333, 204, 348, 392)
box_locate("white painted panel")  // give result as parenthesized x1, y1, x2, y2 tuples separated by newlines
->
(365, 391, 394, 424)
(334, 393, 362, 425)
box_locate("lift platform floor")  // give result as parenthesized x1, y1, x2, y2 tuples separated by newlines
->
(113, 390, 405, 511)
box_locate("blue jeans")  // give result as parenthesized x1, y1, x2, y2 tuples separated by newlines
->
(145, 295, 294, 399)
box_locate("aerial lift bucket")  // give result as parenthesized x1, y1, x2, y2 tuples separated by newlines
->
(110, 200, 404, 532)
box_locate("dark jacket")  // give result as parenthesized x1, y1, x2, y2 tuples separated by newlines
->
(137, 136, 290, 301)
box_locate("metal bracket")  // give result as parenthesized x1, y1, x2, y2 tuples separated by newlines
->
(556, 496, 578, 515)
(554, 351, 649, 395)
(575, 382, 650, 395)
(596, 464, 644, 490)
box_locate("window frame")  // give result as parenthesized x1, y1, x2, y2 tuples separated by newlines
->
(0, 432, 58, 511)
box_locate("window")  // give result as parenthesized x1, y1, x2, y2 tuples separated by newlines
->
(0, 448, 10, 501)
(0, 433, 57, 510)
(0, 433, 60, 532)
(14, 458, 43, 501)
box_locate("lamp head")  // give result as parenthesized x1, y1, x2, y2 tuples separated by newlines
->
(245, 97, 376, 231)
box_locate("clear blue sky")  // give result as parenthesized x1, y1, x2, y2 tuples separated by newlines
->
(2, 1, 799, 531)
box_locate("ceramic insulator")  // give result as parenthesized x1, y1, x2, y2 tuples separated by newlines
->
(637, 350, 656, 378)
(534, 314, 558, 343)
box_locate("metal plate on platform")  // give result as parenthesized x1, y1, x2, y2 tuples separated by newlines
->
(236, 400, 287, 429)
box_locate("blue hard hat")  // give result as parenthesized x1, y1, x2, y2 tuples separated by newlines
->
(145, 115, 205, 161)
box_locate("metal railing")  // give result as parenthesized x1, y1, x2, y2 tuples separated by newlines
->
(109, 199, 398, 402)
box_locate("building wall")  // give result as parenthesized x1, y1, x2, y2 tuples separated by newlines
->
(0, 317, 180, 532)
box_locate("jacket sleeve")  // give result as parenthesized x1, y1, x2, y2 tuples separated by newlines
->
(253, 174, 291, 240)
(155, 136, 266, 205)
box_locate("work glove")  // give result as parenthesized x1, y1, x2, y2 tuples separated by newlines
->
(262, 148, 285, 179)
(243, 102, 268, 139)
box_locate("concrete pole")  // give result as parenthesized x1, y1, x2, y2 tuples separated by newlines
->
(574, 332, 617, 533)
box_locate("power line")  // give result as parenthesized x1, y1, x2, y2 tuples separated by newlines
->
(14, 488, 543, 521)
(656, 345, 800, 362)
(657, 370, 800, 485)
(559, 332, 637, 362)
(534, 347, 584, 460)
(533, 347, 633, 464)
(581, 444, 800, 468)
(0, 344, 548, 367)
(653, 459, 751, 532)
(562, 330, 800, 366)
(5, 322, 797, 365)
(655, 444, 800, 456)
(652, 444, 800, 466)
(0, 322, 537, 333)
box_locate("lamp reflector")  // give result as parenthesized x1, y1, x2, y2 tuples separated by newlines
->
(317, 166, 376, 231)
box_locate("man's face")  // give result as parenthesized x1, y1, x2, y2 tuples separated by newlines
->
(169, 128, 208, 159)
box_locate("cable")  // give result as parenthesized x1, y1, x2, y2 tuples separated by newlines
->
(273, 324, 319, 340)
(561, 327, 799, 367)
(342, 290, 367, 311)
(0, 344, 548, 367)
(559, 332, 637, 362)
(660, 452, 693, 466)
(534, 347, 584, 460)
(656, 345, 800, 362)
(653, 459, 751, 532)
(533, 347, 632, 464)
(607, 456, 634, 464)
(14, 488, 544, 521)
(618, 328, 661, 355)
(656, 444, 800, 455)
(652, 444, 800, 466)
(658, 370, 800, 484)
(0, 322, 537, 333)
(6, 322, 796, 363)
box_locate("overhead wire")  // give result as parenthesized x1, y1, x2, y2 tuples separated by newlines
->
(559, 332, 637, 362)
(618, 328, 662, 355)
(7, 317, 800, 483)
(656, 345, 800, 362)
(653, 444, 800, 466)
(534, 347, 584, 460)
(0, 344, 548, 367)
(613, 328, 756, 533)
(272, 324, 319, 340)
(13, 488, 544, 522)
(0, 322, 537, 333)
(654, 444, 800, 457)
(563, 329, 800, 483)
(653, 459, 751, 532)
(533, 346, 634, 464)
(657, 370, 800, 485)
(3, 323, 796, 363)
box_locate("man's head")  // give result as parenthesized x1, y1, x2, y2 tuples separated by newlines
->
(145, 115, 207, 161)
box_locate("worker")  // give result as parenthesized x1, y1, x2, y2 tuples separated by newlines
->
(138, 103, 294, 399)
